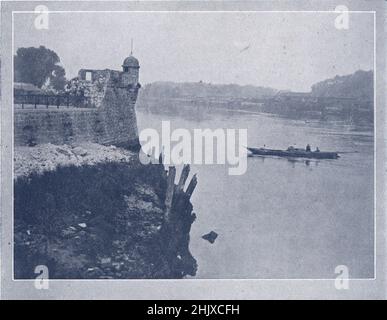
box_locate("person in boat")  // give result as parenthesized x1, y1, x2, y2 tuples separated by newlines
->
(287, 146, 295, 151)
(306, 144, 311, 152)
(315, 147, 320, 152)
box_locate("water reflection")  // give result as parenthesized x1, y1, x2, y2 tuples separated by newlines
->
(248, 154, 321, 168)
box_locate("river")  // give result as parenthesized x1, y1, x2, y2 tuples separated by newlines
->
(137, 108, 374, 279)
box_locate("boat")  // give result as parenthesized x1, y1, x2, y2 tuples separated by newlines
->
(246, 146, 340, 159)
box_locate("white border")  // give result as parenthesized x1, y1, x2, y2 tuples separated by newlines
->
(10, 10, 377, 282)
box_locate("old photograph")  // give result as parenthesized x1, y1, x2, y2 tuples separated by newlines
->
(1, 0, 385, 300)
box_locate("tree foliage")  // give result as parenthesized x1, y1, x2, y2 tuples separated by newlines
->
(14, 46, 67, 90)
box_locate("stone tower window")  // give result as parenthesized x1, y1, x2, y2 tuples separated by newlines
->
(85, 71, 92, 81)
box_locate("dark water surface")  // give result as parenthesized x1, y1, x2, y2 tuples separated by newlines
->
(137, 108, 374, 279)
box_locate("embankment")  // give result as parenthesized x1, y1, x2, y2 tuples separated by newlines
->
(14, 144, 197, 279)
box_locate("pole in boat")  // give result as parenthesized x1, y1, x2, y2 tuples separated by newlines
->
(131, 38, 133, 55)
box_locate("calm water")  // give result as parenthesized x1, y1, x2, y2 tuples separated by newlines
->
(137, 108, 374, 279)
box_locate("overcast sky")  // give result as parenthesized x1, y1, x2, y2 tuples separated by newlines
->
(14, 11, 374, 91)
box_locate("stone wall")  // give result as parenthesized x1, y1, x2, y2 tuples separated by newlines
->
(14, 69, 141, 150)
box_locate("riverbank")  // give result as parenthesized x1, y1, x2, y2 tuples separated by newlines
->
(14, 142, 137, 179)
(14, 144, 198, 279)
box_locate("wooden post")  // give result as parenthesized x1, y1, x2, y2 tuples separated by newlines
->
(185, 174, 197, 199)
(161, 165, 198, 277)
(165, 166, 176, 222)
(177, 164, 190, 192)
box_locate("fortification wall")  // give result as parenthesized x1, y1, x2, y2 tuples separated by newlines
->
(14, 66, 141, 150)
(14, 87, 140, 150)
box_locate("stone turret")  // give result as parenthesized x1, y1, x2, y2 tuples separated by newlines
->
(121, 54, 140, 87)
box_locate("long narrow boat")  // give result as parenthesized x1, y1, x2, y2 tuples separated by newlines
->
(246, 147, 339, 159)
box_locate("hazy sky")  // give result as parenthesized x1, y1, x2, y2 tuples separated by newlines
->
(14, 11, 374, 91)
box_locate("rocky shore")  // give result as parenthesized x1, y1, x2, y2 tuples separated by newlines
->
(14, 144, 197, 279)
(14, 142, 136, 179)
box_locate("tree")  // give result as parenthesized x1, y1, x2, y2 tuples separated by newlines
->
(14, 46, 67, 90)
(49, 65, 67, 91)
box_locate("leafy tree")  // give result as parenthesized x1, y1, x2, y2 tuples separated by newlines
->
(14, 46, 67, 90)
(49, 65, 67, 91)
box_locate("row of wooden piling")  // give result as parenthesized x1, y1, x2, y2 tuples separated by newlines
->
(157, 153, 198, 277)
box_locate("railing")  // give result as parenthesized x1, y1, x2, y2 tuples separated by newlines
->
(14, 93, 93, 109)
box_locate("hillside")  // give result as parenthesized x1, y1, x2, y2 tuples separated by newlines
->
(138, 81, 278, 100)
(136, 71, 374, 125)
(311, 70, 373, 100)
(138, 70, 373, 102)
